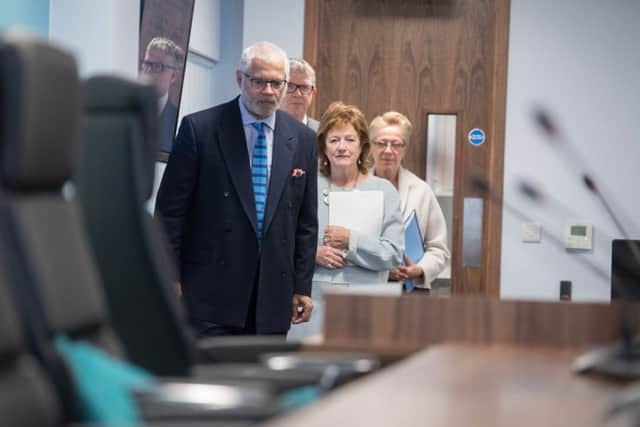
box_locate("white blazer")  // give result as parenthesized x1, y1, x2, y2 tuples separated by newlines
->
(397, 167, 450, 287)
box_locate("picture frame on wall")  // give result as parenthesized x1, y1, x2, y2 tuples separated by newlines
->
(139, 0, 195, 160)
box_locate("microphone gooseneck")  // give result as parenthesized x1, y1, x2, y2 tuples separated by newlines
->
(470, 176, 609, 282)
(532, 106, 640, 384)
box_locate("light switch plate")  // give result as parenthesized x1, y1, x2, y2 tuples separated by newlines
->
(521, 222, 541, 243)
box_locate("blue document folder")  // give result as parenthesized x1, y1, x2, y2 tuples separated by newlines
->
(403, 210, 425, 292)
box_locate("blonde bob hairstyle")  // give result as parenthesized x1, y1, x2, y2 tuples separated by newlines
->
(368, 111, 413, 145)
(317, 101, 371, 177)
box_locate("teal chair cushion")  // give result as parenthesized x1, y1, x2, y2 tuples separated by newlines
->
(54, 335, 154, 423)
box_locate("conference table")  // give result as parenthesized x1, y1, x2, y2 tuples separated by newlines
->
(265, 294, 640, 426)
(266, 343, 631, 426)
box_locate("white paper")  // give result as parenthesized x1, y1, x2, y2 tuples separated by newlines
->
(328, 191, 383, 236)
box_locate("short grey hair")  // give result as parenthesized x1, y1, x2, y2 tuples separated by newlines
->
(146, 36, 185, 69)
(239, 41, 289, 80)
(288, 58, 316, 86)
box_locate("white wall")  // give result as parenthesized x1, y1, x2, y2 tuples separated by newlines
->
(181, 0, 305, 110)
(500, 0, 640, 301)
(208, 0, 245, 106)
(242, 0, 304, 59)
(189, 0, 221, 61)
(49, 0, 139, 78)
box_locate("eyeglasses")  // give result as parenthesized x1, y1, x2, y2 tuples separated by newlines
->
(140, 60, 177, 74)
(243, 73, 287, 91)
(286, 82, 314, 95)
(372, 140, 407, 150)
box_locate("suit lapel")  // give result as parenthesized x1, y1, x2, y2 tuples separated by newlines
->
(263, 112, 295, 234)
(217, 98, 257, 233)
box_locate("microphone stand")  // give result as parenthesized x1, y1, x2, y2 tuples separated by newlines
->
(533, 108, 640, 381)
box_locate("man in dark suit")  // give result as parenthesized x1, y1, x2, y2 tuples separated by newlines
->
(156, 41, 318, 336)
(140, 37, 185, 154)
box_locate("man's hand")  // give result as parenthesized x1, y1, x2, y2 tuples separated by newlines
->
(316, 245, 346, 269)
(291, 294, 313, 324)
(323, 225, 350, 250)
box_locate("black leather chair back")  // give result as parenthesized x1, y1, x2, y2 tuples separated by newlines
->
(0, 34, 122, 422)
(76, 76, 195, 376)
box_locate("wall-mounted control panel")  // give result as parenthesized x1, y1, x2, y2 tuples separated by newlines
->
(564, 223, 592, 250)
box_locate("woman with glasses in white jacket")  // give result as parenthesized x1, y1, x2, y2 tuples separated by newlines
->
(370, 111, 450, 293)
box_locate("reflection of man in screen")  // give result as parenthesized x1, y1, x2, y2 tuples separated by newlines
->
(140, 37, 185, 153)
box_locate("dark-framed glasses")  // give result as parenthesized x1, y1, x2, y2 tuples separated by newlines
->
(286, 82, 314, 95)
(372, 140, 407, 151)
(243, 73, 287, 91)
(140, 60, 177, 74)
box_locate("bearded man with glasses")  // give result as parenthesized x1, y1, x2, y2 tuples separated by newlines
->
(156, 41, 318, 337)
(280, 58, 319, 132)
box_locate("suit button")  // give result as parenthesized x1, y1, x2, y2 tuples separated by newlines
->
(223, 191, 229, 198)
(219, 260, 225, 265)
(281, 272, 286, 278)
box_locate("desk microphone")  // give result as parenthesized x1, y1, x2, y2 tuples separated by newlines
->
(532, 107, 640, 381)
(517, 178, 640, 297)
(518, 180, 578, 220)
(534, 107, 638, 240)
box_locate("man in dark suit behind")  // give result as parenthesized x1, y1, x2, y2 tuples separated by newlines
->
(156, 41, 318, 336)
(140, 37, 185, 154)
(280, 58, 319, 132)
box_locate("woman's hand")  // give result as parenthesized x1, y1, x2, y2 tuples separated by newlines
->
(316, 245, 346, 269)
(323, 225, 350, 250)
(389, 254, 424, 281)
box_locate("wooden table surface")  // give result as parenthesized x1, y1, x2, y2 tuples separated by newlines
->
(265, 344, 629, 427)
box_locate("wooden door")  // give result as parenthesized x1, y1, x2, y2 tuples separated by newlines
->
(304, 0, 510, 295)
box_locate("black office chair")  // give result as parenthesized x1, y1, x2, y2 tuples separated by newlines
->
(0, 276, 256, 427)
(76, 75, 195, 377)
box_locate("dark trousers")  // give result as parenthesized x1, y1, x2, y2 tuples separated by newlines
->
(190, 271, 287, 338)
(191, 279, 258, 337)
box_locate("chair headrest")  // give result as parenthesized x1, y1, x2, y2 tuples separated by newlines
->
(84, 76, 158, 200)
(0, 33, 81, 191)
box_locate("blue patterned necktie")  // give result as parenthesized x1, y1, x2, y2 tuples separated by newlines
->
(251, 122, 268, 238)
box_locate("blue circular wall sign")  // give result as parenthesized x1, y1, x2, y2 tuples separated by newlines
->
(468, 128, 486, 146)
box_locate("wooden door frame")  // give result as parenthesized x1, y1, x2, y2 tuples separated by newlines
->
(303, 0, 510, 296)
